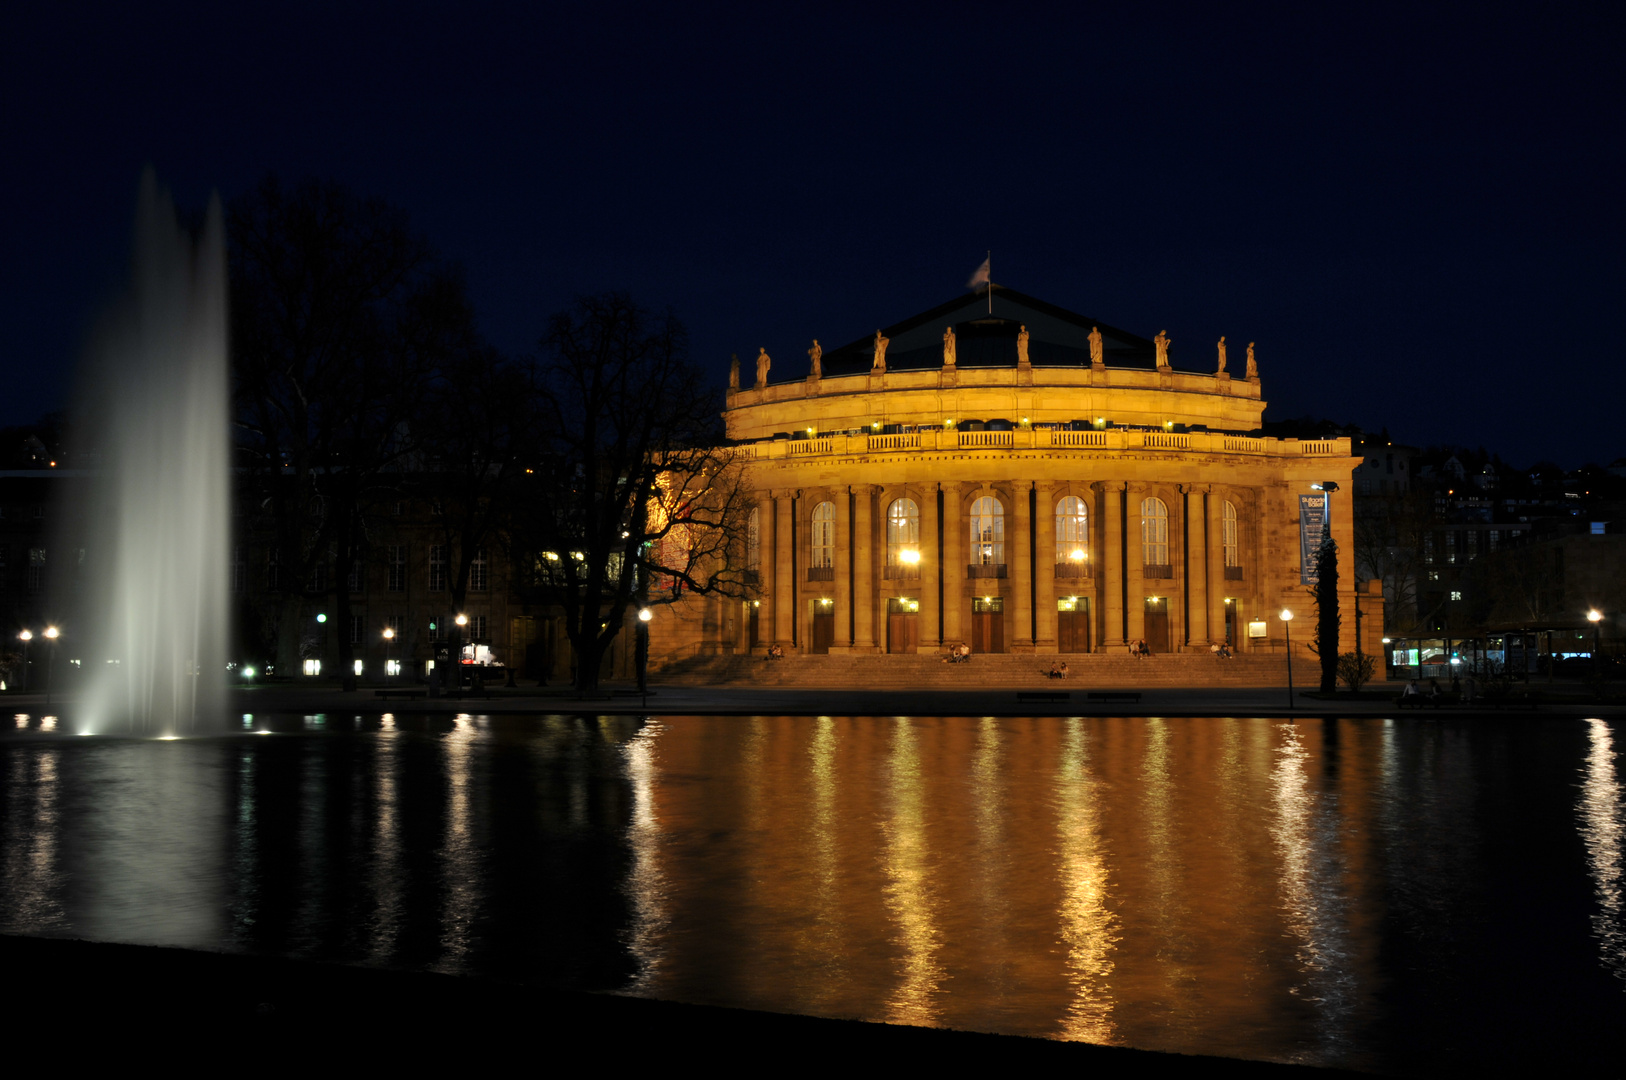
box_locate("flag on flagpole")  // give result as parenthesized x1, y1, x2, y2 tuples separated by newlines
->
(967, 256, 990, 289)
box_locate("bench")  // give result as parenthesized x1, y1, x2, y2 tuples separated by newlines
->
(1016, 691, 1070, 704)
(374, 689, 426, 700)
(1397, 694, 1441, 710)
(1086, 691, 1142, 704)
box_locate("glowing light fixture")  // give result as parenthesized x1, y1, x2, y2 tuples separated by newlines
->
(1279, 609, 1293, 622)
(1069, 547, 1085, 561)
(44, 626, 58, 640)
(638, 607, 653, 623)
(900, 548, 921, 565)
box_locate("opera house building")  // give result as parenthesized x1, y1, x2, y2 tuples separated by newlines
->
(651, 286, 1377, 680)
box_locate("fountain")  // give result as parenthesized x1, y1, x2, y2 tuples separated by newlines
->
(74, 170, 229, 735)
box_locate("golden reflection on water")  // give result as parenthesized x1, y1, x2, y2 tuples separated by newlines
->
(880, 717, 947, 1025)
(367, 716, 404, 963)
(434, 713, 481, 973)
(1054, 720, 1117, 1042)
(623, 719, 668, 993)
(1579, 719, 1625, 981)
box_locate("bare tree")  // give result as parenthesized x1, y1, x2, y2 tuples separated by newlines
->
(230, 175, 478, 685)
(517, 293, 749, 690)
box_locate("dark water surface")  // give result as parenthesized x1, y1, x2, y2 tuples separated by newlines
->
(3, 712, 1622, 1072)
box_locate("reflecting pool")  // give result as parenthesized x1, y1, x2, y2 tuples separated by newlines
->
(2, 713, 1621, 1072)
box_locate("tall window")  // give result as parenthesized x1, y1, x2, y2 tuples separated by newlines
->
(470, 549, 488, 592)
(388, 545, 407, 592)
(1223, 500, 1239, 574)
(386, 614, 403, 639)
(1056, 495, 1088, 574)
(1141, 497, 1169, 569)
(469, 615, 488, 641)
(746, 506, 760, 580)
(349, 613, 364, 644)
(970, 496, 1004, 567)
(27, 548, 45, 595)
(267, 547, 281, 592)
(347, 546, 363, 593)
(429, 545, 447, 592)
(886, 498, 919, 568)
(811, 502, 835, 569)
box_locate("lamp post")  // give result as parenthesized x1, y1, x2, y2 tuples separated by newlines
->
(637, 607, 652, 704)
(1588, 609, 1603, 679)
(17, 629, 31, 693)
(43, 626, 59, 706)
(382, 626, 395, 685)
(1280, 608, 1295, 709)
(455, 613, 468, 691)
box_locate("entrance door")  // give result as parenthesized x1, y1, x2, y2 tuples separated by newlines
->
(1058, 597, 1091, 653)
(811, 608, 834, 654)
(748, 603, 761, 649)
(1223, 600, 1237, 648)
(887, 597, 919, 654)
(1144, 597, 1170, 654)
(971, 596, 1005, 653)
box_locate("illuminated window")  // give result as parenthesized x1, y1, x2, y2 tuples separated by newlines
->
(1056, 496, 1088, 570)
(1141, 497, 1169, 567)
(811, 501, 835, 568)
(969, 496, 1004, 566)
(302, 659, 321, 676)
(1450, 591, 1463, 601)
(887, 498, 920, 567)
(746, 506, 760, 578)
(1223, 501, 1239, 567)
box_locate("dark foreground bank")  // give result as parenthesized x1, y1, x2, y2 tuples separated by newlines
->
(4, 935, 1378, 1077)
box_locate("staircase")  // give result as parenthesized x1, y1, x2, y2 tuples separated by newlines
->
(655, 650, 1288, 689)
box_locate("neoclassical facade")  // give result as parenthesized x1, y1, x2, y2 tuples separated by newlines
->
(651, 287, 1372, 663)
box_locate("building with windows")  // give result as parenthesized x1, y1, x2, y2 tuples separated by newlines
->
(650, 286, 1376, 674)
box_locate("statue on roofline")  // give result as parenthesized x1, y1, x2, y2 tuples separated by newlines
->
(1216, 336, 1227, 374)
(872, 330, 890, 373)
(1246, 341, 1258, 379)
(755, 347, 771, 388)
(1089, 326, 1104, 367)
(808, 339, 822, 378)
(1016, 324, 1031, 367)
(943, 326, 957, 367)
(1154, 330, 1171, 370)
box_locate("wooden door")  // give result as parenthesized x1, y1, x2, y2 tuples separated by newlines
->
(748, 604, 761, 649)
(1144, 598, 1170, 654)
(1224, 604, 1237, 647)
(1058, 604, 1091, 653)
(971, 598, 1005, 653)
(887, 614, 918, 653)
(811, 611, 834, 654)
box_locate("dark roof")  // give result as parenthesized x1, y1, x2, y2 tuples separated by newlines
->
(781, 285, 1160, 383)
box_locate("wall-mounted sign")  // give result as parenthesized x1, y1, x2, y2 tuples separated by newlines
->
(1247, 620, 1268, 638)
(1299, 493, 1329, 584)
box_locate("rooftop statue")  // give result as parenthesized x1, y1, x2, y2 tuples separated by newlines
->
(1089, 325, 1104, 367)
(943, 326, 956, 367)
(1246, 341, 1257, 380)
(756, 347, 771, 388)
(872, 330, 890, 373)
(808, 339, 822, 379)
(1216, 335, 1227, 374)
(729, 352, 740, 390)
(1154, 330, 1172, 370)
(1016, 324, 1031, 367)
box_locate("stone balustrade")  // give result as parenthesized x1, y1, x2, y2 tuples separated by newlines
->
(724, 429, 1350, 461)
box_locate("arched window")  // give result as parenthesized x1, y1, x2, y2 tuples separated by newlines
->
(970, 496, 1004, 573)
(811, 501, 835, 571)
(1056, 495, 1088, 577)
(747, 507, 760, 579)
(886, 498, 919, 575)
(1141, 496, 1169, 573)
(1223, 500, 1239, 571)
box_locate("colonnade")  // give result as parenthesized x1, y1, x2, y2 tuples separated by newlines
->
(746, 479, 1259, 656)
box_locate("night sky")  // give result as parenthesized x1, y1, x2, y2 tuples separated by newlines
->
(4, 3, 1622, 466)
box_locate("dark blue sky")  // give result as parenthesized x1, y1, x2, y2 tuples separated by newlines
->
(4, 2, 1622, 466)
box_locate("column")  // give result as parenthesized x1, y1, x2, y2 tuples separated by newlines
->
(852, 486, 877, 651)
(1185, 486, 1209, 645)
(1034, 481, 1057, 653)
(919, 485, 940, 652)
(832, 487, 853, 652)
(756, 493, 775, 654)
(774, 492, 795, 647)
(941, 481, 964, 647)
(1010, 481, 1035, 652)
(1207, 489, 1228, 650)
(1100, 482, 1125, 648)
(1126, 483, 1145, 645)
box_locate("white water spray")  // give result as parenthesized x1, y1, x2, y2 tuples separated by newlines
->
(77, 171, 229, 735)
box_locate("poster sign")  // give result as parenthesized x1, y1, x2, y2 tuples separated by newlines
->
(1299, 493, 1329, 584)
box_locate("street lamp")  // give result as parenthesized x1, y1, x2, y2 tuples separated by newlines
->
(637, 607, 653, 700)
(455, 613, 468, 690)
(43, 626, 59, 706)
(1588, 609, 1603, 679)
(382, 626, 395, 685)
(1280, 608, 1295, 709)
(17, 630, 31, 693)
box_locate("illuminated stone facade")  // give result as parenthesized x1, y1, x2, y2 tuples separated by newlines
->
(651, 287, 1377, 667)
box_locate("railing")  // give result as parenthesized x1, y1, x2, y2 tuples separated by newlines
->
(881, 564, 920, 580)
(1048, 430, 1108, 448)
(1224, 565, 1243, 580)
(1143, 564, 1173, 579)
(1222, 436, 1262, 452)
(789, 437, 832, 455)
(1141, 432, 1190, 449)
(1055, 562, 1093, 579)
(807, 565, 834, 581)
(968, 563, 1007, 578)
(957, 430, 1013, 448)
(1300, 440, 1338, 454)
(867, 433, 920, 451)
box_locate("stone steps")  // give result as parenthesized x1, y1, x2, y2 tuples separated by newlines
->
(656, 651, 1289, 689)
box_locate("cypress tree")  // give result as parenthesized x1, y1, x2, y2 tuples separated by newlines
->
(1315, 525, 1341, 693)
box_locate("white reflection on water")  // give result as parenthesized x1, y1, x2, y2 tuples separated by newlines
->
(4, 749, 65, 932)
(881, 717, 946, 1025)
(623, 719, 668, 992)
(1579, 719, 1626, 982)
(434, 713, 482, 973)
(1270, 723, 1356, 1061)
(1054, 720, 1118, 1043)
(368, 720, 404, 963)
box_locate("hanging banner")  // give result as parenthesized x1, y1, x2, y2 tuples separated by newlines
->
(1299, 493, 1329, 584)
